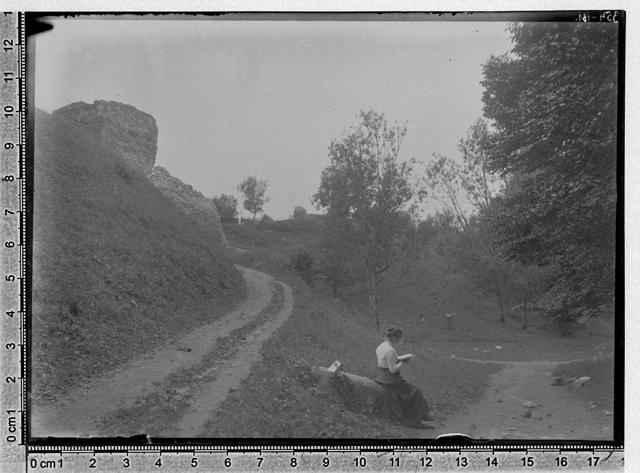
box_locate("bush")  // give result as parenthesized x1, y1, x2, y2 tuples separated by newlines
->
(290, 250, 317, 285)
(212, 194, 239, 223)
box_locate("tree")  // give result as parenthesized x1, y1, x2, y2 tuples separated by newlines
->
(449, 220, 516, 323)
(481, 22, 618, 322)
(458, 119, 503, 212)
(510, 263, 553, 330)
(212, 194, 239, 223)
(313, 109, 417, 329)
(422, 118, 502, 230)
(422, 121, 517, 322)
(237, 176, 270, 222)
(423, 154, 470, 229)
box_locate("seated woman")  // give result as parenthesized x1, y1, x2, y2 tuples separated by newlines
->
(374, 326, 433, 428)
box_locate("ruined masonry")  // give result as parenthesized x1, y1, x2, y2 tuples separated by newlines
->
(53, 100, 227, 247)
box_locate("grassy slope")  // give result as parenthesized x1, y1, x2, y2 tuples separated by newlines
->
(202, 272, 502, 438)
(202, 222, 502, 437)
(206, 220, 613, 436)
(32, 111, 245, 402)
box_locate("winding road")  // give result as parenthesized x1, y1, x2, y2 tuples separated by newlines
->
(31, 261, 612, 440)
(31, 265, 293, 438)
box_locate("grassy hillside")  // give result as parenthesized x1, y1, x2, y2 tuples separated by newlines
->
(228, 219, 612, 363)
(32, 111, 245, 402)
(207, 220, 613, 436)
(200, 222, 506, 437)
(202, 270, 502, 437)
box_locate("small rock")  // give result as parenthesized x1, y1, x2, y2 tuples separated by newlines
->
(496, 398, 502, 403)
(473, 348, 479, 351)
(508, 427, 517, 431)
(546, 413, 552, 417)
(604, 410, 613, 416)
(523, 409, 532, 418)
(522, 401, 539, 408)
(551, 377, 565, 386)
(573, 376, 591, 387)
(451, 355, 456, 358)
(483, 349, 491, 353)
(495, 345, 502, 350)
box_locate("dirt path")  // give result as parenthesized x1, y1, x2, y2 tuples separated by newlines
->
(440, 353, 613, 366)
(171, 282, 293, 437)
(428, 359, 613, 440)
(31, 266, 292, 438)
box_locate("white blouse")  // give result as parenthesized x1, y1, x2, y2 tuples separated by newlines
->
(376, 340, 401, 373)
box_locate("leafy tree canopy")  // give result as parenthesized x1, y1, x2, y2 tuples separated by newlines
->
(481, 22, 618, 319)
(313, 109, 417, 328)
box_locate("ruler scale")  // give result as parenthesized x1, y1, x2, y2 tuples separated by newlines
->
(22, 445, 623, 471)
(0, 11, 625, 472)
(1, 9, 26, 473)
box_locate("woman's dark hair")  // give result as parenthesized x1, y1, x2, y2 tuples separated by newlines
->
(385, 326, 404, 340)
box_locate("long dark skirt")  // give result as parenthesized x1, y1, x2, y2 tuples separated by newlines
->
(374, 367, 431, 427)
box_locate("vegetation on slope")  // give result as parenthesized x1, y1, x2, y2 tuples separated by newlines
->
(204, 219, 613, 437)
(32, 111, 245, 402)
(202, 272, 502, 437)
(201, 221, 504, 437)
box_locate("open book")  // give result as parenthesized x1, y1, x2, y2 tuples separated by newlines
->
(397, 354, 414, 361)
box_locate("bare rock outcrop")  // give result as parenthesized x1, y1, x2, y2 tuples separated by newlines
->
(149, 166, 227, 247)
(53, 100, 158, 174)
(52, 100, 227, 248)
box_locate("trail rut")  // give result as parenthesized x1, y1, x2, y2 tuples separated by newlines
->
(31, 265, 291, 438)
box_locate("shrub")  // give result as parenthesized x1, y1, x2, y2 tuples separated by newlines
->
(212, 194, 239, 223)
(290, 250, 317, 285)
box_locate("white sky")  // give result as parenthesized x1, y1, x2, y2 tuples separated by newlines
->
(35, 18, 512, 219)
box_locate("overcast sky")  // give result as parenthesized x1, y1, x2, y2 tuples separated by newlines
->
(35, 18, 512, 219)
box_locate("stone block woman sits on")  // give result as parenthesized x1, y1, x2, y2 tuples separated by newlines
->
(375, 326, 433, 429)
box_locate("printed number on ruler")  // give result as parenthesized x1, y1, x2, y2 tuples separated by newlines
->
(1, 11, 24, 473)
